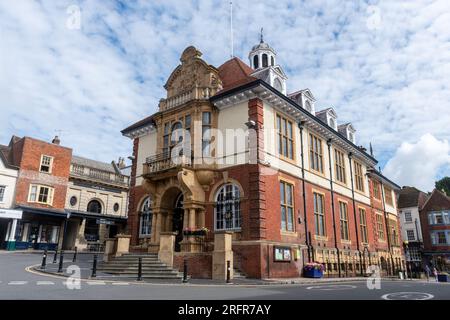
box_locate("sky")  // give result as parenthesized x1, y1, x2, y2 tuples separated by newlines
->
(1, 0, 449, 192)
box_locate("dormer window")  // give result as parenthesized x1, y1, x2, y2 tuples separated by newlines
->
(348, 132, 355, 143)
(329, 117, 336, 130)
(274, 78, 283, 92)
(305, 100, 312, 112)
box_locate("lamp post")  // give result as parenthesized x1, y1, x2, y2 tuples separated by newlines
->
(60, 211, 71, 251)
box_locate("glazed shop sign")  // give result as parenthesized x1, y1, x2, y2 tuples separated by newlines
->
(0, 209, 22, 219)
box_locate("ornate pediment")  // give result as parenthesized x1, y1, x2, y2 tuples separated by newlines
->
(163, 46, 222, 100)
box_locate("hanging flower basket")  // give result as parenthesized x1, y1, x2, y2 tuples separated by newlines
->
(183, 227, 209, 236)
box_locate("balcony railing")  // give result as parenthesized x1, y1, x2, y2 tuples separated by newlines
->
(159, 86, 219, 112)
(70, 164, 129, 185)
(144, 152, 192, 175)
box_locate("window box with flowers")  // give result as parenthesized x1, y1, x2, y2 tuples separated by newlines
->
(183, 227, 209, 236)
(303, 262, 324, 278)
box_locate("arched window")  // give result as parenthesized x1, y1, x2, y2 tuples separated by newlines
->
(273, 78, 283, 92)
(253, 55, 259, 69)
(139, 197, 152, 237)
(87, 200, 102, 214)
(271, 56, 274, 66)
(215, 184, 241, 230)
(262, 54, 268, 67)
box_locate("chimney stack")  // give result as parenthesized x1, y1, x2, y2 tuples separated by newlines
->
(118, 157, 126, 169)
(52, 135, 60, 145)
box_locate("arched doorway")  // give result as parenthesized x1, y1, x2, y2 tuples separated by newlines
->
(173, 193, 184, 252)
(85, 200, 102, 242)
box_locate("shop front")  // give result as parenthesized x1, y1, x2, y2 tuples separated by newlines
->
(14, 206, 65, 251)
(0, 208, 23, 250)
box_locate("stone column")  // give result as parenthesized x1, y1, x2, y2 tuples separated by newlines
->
(115, 234, 131, 257)
(198, 209, 205, 228)
(150, 212, 158, 242)
(6, 219, 18, 251)
(155, 212, 162, 244)
(158, 232, 177, 267)
(183, 209, 189, 230)
(74, 218, 87, 251)
(212, 231, 233, 281)
(165, 212, 171, 232)
(189, 208, 196, 228)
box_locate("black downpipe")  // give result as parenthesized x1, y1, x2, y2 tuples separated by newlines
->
(348, 153, 363, 276)
(298, 121, 311, 262)
(380, 179, 395, 276)
(327, 139, 341, 278)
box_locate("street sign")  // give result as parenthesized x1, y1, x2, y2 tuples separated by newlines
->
(96, 219, 114, 225)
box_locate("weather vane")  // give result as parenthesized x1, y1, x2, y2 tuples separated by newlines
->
(260, 27, 264, 43)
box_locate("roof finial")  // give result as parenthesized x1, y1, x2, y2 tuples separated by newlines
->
(260, 27, 264, 43)
(370, 142, 373, 156)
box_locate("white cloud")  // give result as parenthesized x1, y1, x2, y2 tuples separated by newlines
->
(0, 0, 449, 183)
(383, 134, 450, 192)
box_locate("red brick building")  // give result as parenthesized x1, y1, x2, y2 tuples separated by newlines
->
(122, 41, 403, 279)
(3, 135, 72, 250)
(420, 189, 450, 271)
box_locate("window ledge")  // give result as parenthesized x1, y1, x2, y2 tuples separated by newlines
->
(281, 231, 297, 236)
(314, 235, 328, 241)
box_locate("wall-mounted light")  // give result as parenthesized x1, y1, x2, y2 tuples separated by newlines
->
(245, 120, 256, 128)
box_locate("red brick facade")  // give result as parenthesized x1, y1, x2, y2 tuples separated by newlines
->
(13, 137, 72, 210)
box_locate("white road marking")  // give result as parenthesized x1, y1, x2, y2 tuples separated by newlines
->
(111, 282, 130, 286)
(306, 284, 357, 290)
(86, 281, 106, 285)
(381, 292, 434, 300)
(36, 281, 55, 285)
(8, 281, 28, 285)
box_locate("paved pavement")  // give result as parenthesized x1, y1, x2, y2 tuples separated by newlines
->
(1, 251, 449, 300)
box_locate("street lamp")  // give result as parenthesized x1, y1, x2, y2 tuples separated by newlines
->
(60, 211, 71, 250)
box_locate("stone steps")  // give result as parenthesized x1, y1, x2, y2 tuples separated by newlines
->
(98, 254, 183, 279)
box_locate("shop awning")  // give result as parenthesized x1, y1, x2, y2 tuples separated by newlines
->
(65, 210, 127, 223)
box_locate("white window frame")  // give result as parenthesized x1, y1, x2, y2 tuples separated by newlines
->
(139, 197, 152, 238)
(214, 184, 241, 231)
(406, 229, 415, 241)
(28, 184, 54, 205)
(0, 185, 5, 203)
(40, 155, 54, 174)
(404, 211, 412, 222)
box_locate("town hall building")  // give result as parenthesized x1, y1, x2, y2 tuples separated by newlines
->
(121, 36, 404, 279)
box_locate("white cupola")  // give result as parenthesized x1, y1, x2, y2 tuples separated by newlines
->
(248, 28, 287, 95)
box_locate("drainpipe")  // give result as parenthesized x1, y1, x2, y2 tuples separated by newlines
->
(298, 121, 311, 262)
(327, 138, 341, 277)
(380, 179, 395, 276)
(348, 152, 363, 276)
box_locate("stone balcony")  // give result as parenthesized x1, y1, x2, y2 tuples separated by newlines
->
(159, 86, 219, 112)
(143, 152, 194, 177)
(70, 164, 129, 187)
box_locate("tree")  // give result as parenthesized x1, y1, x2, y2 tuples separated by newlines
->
(435, 177, 450, 195)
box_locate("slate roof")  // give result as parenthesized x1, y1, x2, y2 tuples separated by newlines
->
(121, 115, 156, 135)
(71, 155, 117, 174)
(397, 186, 429, 209)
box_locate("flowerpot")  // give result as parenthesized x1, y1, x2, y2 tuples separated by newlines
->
(304, 268, 323, 278)
(437, 274, 449, 282)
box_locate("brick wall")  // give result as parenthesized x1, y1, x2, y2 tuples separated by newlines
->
(173, 253, 212, 279)
(14, 137, 72, 210)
